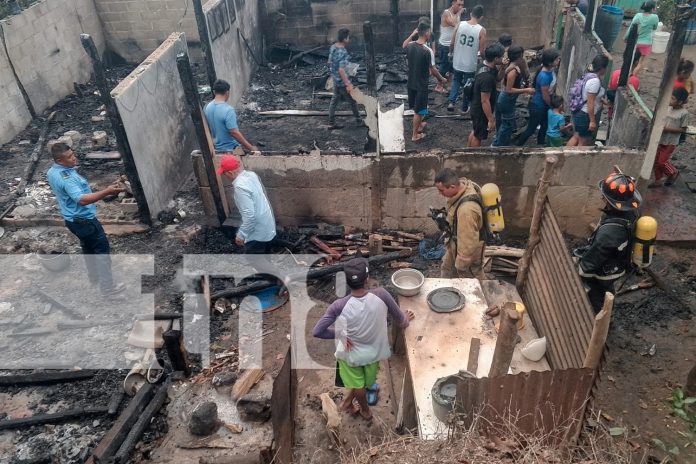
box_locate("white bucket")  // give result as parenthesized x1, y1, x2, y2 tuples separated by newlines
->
(652, 31, 670, 54)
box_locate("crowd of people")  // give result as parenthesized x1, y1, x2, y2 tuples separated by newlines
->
(396, 1, 694, 187)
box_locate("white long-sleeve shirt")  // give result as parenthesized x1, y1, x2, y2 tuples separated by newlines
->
(233, 170, 276, 243)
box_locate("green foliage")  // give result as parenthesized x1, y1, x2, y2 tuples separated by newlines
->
(656, 0, 679, 28)
(667, 388, 696, 433)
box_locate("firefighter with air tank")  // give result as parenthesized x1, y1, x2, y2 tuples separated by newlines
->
(576, 168, 657, 312)
(432, 168, 505, 280)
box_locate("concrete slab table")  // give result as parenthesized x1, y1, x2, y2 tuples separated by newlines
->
(396, 278, 550, 439)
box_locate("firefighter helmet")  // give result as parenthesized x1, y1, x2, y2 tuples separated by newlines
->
(598, 172, 642, 211)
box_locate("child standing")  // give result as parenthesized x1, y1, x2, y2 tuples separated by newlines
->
(624, 1, 659, 76)
(649, 88, 689, 188)
(546, 96, 572, 147)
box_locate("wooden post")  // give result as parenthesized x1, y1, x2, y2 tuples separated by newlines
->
(80, 33, 152, 225)
(192, 0, 217, 92)
(515, 156, 558, 292)
(368, 234, 383, 256)
(466, 337, 481, 375)
(640, 5, 695, 183)
(163, 329, 191, 376)
(176, 52, 227, 226)
(363, 21, 377, 95)
(618, 24, 638, 88)
(488, 303, 520, 378)
(391, 0, 400, 49)
(584, 0, 597, 34)
(583, 292, 613, 368)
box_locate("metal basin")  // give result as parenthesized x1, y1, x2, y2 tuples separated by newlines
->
(37, 252, 71, 272)
(391, 269, 425, 296)
(427, 287, 466, 313)
(432, 370, 475, 422)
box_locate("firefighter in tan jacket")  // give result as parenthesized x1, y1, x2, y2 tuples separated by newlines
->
(434, 169, 485, 280)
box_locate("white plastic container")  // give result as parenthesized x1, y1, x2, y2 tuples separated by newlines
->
(652, 31, 671, 54)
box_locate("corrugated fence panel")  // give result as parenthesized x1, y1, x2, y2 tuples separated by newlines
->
(521, 202, 596, 369)
(456, 368, 596, 444)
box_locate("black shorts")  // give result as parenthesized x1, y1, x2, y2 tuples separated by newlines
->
(408, 88, 429, 115)
(471, 107, 489, 140)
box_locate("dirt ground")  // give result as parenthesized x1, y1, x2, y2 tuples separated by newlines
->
(2, 23, 696, 464)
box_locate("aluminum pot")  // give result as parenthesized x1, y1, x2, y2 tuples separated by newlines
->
(37, 252, 71, 272)
(391, 268, 425, 296)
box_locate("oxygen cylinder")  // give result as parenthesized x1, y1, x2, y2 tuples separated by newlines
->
(632, 216, 657, 268)
(481, 183, 505, 233)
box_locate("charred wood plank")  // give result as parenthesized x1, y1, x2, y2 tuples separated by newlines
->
(0, 370, 95, 387)
(90, 383, 155, 463)
(0, 406, 108, 431)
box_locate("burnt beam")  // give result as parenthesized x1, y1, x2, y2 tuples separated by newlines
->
(90, 383, 156, 463)
(0, 370, 95, 387)
(176, 52, 227, 227)
(0, 407, 108, 431)
(80, 34, 151, 225)
(192, 0, 217, 92)
(363, 21, 377, 95)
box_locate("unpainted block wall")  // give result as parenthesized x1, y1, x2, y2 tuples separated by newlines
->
(204, 0, 261, 105)
(112, 33, 197, 219)
(239, 148, 644, 238)
(93, 0, 199, 63)
(607, 87, 651, 149)
(557, 10, 610, 101)
(263, 0, 554, 51)
(0, 0, 105, 145)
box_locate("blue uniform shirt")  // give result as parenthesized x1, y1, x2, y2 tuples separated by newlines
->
(204, 101, 240, 152)
(47, 164, 97, 221)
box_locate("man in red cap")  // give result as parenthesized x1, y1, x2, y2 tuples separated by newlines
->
(216, 155, 276, 253)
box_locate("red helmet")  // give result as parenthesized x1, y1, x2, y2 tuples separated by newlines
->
(598, 172, 641, 211)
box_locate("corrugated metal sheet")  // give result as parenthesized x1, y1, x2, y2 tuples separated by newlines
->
(456, 368, 596, 444)
(521, 203, 596, 370)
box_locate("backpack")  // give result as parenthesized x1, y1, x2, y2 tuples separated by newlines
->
(461, 65, 489, 101)
(568, 72, 597, 112)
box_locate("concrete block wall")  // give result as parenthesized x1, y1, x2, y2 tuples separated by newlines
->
(93, 0, 200, 63)
(606, 87, 651, 149)
(238, 148, 644, 238)
(112, 33, 197, 220)
(0, 47, 32, 146)
(0, 0, 105, 145)
(263, 0, 554, 52)
(204, 0, 261, 105)
(557, 10, 610, 101)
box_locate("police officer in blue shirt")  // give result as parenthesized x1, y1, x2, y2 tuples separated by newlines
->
(47, 142, 125, 297)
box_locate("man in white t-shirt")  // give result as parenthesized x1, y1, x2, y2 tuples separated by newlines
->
(448, 4, 486, 114)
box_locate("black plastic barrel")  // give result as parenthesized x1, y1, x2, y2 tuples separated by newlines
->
(595, 5, 624, 52)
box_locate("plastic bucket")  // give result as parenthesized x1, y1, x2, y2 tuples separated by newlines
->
(652, 31, 670, 54)
(594, 6, 624, 52)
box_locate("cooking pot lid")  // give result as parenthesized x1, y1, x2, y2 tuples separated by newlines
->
(427, 287, 466, 313)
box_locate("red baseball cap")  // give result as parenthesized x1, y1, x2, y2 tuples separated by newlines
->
(216, 155, 241, 175)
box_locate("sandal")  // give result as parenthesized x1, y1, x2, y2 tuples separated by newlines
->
(366, 383, 380, 406)
(411, 133, 427, 143)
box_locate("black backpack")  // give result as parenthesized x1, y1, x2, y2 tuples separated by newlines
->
(461, 65, 489, 102)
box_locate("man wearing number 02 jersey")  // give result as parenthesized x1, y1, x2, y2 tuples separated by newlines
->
(448, 4, 487, 114)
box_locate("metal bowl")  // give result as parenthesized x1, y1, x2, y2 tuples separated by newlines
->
(391, 268, 425, 296)
(37, 252, 71, 272)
